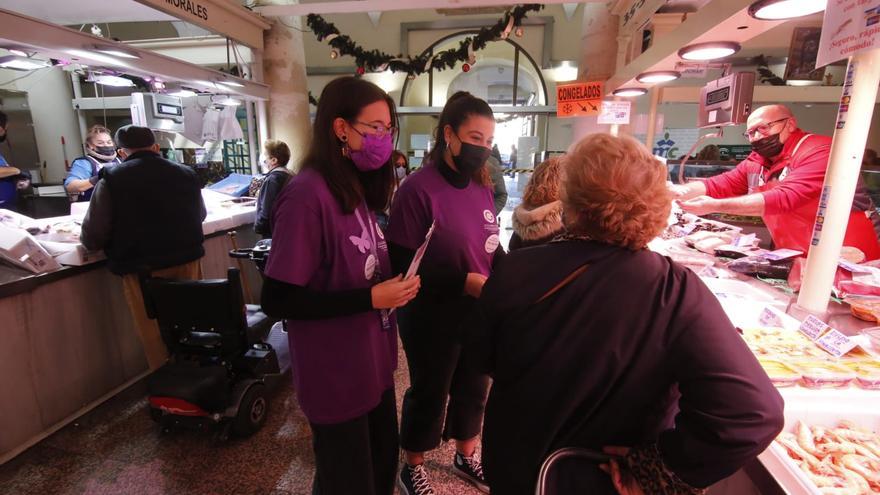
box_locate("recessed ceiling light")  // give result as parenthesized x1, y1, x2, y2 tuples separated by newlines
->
(678, 41, 741, 61)
(748, 0, 826, 20)
(612, 87, 648, 97)
(0, 55, 50, 71)
(636, 70, 681, 84)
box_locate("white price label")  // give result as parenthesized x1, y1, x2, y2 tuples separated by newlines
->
(815, 329, 858, 357)
(763, 249, 803, 261)
(759, 307, 783, 327)
(799, 314, 829, 341)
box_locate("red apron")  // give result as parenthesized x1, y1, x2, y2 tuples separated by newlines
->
(757, 135, 880, 260)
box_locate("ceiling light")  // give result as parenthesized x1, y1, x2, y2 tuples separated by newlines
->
(89, 74, 135, 87)
(553, 60, 578, 82)
(217, 80, 245, 88)
(170, 89, 197, 97)
(213, 95, 241, 106)
(612, 87, 648, 97)
(636, 70, 681, 84)
(0, 55, 50, 71)
(748, 0, 826, 20)
(8, 49, 28, 57)
(66, 49, 123, 66)
(90, 44, 140, 59)
(678, 41, 741, 61)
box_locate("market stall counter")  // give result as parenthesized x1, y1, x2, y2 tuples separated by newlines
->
(0, 190, 262, 464)
(653, 206, 880, 495)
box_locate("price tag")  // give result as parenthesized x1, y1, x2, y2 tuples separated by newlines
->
(815, 329, 858, 357)
(763, 249, 803, 261)
(759, 307, 783, 327)
(838, 259, 872, 273)
(734, 233, 757, 248)
(799, 314, 829, 341)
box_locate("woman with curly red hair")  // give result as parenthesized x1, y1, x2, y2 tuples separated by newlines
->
(466, 133, 783, 495)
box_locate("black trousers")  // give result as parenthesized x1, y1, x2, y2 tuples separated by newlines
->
(310, 388, 399, 495)
(398, 297, 492, 453)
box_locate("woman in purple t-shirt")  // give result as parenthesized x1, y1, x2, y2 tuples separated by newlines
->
(387, 92, 503, 495)
(261, 77, 421, 495)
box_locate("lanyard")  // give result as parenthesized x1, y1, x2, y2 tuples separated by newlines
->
(354, 205, 392, 331)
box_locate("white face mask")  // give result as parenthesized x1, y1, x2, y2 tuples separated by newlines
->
(395, 167, 406, 180)
(259, 155, 271, 173)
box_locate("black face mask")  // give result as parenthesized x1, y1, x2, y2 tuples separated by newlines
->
(95, 146, 117, 157)
(451, 139, 491, 175)
(751, 133, 784, 159)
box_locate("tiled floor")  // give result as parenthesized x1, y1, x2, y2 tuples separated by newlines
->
(0, 341, 483, 495)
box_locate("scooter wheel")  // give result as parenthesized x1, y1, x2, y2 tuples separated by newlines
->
(232, 383, 268, 437)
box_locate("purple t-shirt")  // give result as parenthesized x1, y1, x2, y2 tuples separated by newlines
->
(264, 168, 397, 424)
(387, 163, 500, 277)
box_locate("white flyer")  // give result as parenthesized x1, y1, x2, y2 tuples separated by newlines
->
(816, 0, 880, 68)
(405, 221, 436, 280)
(597, 101, 632, 125)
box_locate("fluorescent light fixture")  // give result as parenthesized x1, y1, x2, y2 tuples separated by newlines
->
(90, 74, 135, 87)
(612, 87, 648, 97)
(170, 89, 197, 97)
(66, 49, 123, 66)
(636, 70, 681, 84)
(90, 44, 140, 59)
(8, 49, 28, 57)
(213, 95, 241, 106)
(553, 60, 578, 82)
(217, 80, 245, 88)
(0, 55, 50, 71)
(678, 41, 741, 61)
(748, 0, 826, 20)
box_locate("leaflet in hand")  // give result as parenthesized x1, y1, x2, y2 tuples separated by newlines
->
(405, 221, 435, 280)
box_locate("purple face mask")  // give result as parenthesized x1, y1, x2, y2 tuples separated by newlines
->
(349, 132, 393, 172)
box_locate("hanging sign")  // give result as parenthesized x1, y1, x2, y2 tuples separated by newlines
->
(132, 0, 270, 49)
(556, 81, 603, 118)
(597, 100, 632, 124)
(816, 0, 880, 68)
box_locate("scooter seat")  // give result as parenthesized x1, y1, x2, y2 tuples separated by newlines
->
(148, 363, 230, 412)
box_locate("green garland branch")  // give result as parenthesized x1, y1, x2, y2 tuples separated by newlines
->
(306, 5, 544, 77)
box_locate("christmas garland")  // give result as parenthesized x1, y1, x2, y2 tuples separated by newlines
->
(306, 4, 544, 77)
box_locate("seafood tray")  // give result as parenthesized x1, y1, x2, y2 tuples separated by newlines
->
(759, 389, 880, 494)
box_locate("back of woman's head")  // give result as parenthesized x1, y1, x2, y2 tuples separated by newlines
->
(430, 91, 494, 186)
(304, 76, 397, 212)
(561, 133, 670, 250)
(522, 157, 562, 209)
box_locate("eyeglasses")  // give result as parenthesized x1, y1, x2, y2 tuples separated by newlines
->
(743, 117, 789, 139)
(352, 121, 397, 137)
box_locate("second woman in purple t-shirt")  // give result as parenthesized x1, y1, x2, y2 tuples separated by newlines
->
(387, 92, 502, 495)
(261, 77, 421, 495)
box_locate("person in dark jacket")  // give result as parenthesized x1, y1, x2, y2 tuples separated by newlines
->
(254, 139, 292, 237)
(509, 157, 562, 250)
(466, 133, 784, 495)
(81, 125, 207, 370)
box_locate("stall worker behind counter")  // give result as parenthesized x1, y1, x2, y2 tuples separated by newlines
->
(81, 125, 207, 370)
(254, 139, 292, 238)
(671, 104, 880, 260)
(64, 125, 122, 202)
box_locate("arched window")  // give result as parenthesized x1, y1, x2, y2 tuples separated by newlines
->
(400, 31, 548, 108)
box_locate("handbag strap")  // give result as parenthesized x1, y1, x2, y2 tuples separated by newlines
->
(534, 263, 589, 304)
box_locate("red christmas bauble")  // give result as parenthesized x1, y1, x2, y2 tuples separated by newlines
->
(356, 66, 365, 75)
(462, 63, 471, 73)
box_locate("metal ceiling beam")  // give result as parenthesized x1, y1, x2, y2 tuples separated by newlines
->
(257, 0, 600, 17)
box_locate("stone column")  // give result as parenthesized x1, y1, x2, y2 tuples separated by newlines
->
(572, 2, 619, 141)
(261, 1, 311, 168)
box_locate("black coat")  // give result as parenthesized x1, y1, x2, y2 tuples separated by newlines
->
(254, 167, 291, 237)
(465, 239, 784, 495)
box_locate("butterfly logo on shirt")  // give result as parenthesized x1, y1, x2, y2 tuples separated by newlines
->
(349, 226, 372, 254)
